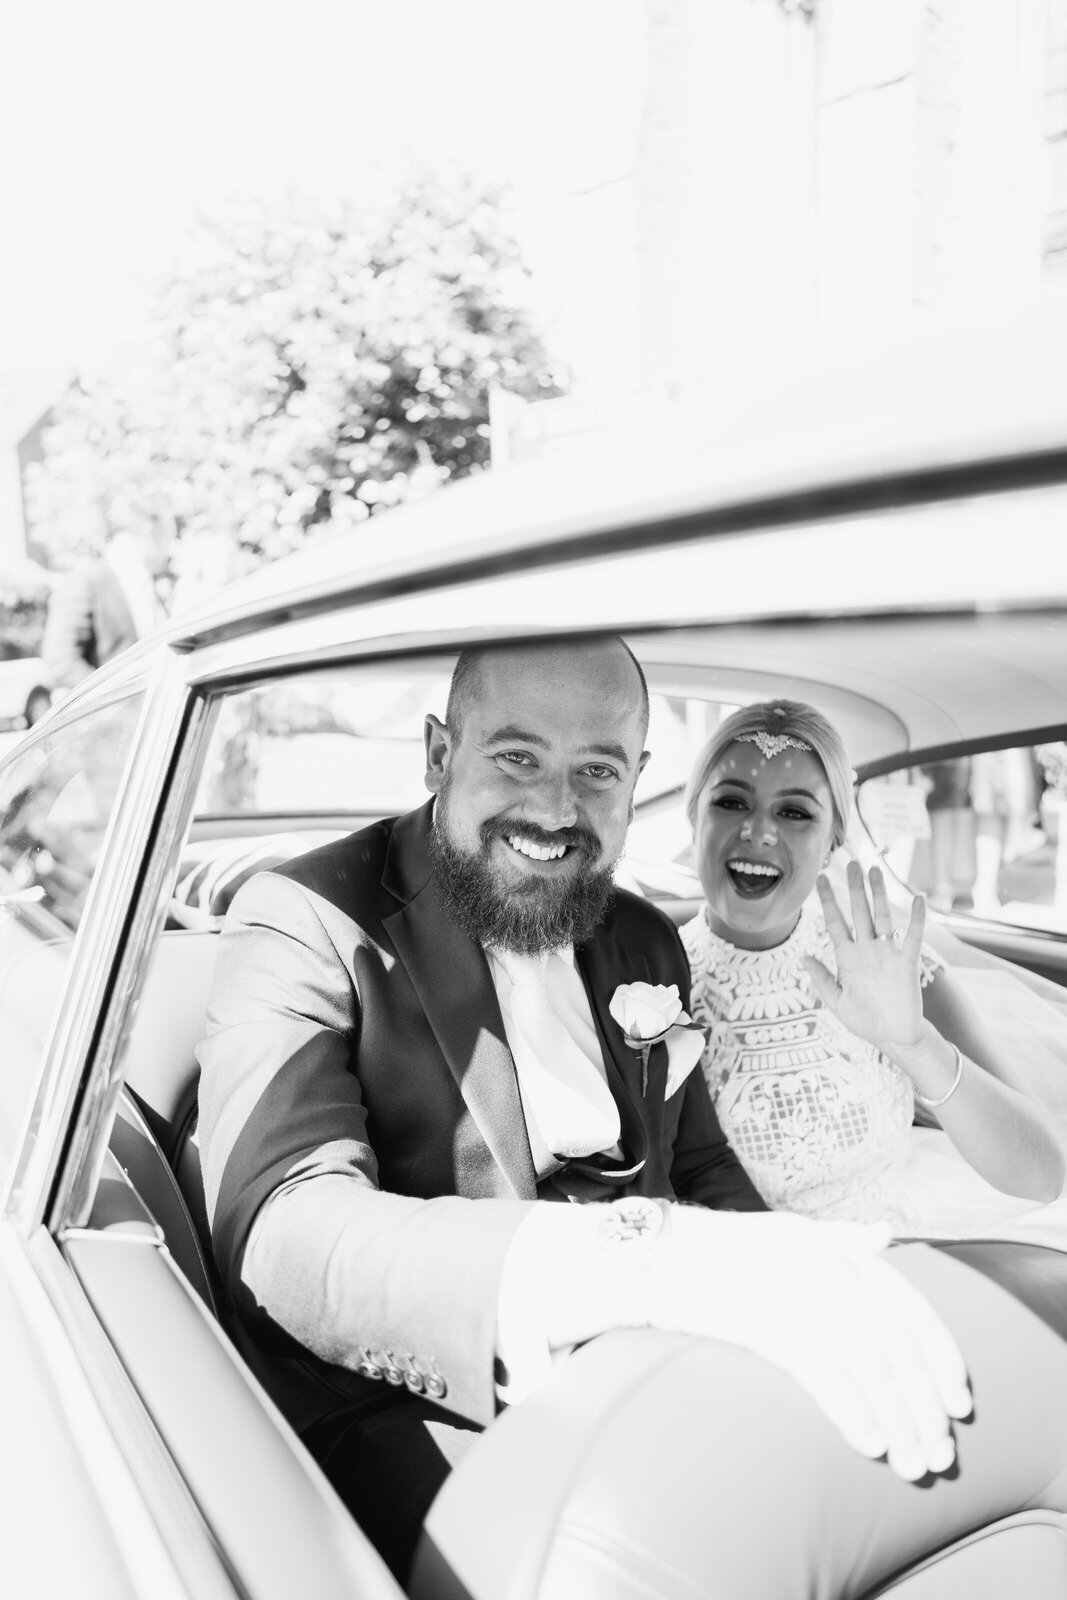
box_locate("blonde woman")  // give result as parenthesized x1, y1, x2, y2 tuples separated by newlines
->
(681, 699, 1067, 1238)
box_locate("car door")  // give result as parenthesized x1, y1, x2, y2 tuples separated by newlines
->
(0, 665, 213, 1599)
(0, 650, 406, 1600)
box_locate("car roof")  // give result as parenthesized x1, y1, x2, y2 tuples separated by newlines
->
(167, 300, 1067, 655)
(638, 610, 1067, 774)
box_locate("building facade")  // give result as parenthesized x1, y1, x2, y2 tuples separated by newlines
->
(504, 0, 1067, 458)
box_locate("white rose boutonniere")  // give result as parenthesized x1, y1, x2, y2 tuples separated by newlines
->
(609, 981, 706, 1097)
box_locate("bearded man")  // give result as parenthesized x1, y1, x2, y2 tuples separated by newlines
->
(197, 638, 972, 1583)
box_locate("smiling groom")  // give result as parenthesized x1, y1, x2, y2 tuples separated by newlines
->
(197, 636, 971, 1581)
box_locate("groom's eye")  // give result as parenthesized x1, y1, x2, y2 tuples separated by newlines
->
(497, 750, 536, 770)
(583, 764, 619, 784)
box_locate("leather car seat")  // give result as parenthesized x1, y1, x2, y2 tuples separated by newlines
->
(111, 1089, 217, 1311)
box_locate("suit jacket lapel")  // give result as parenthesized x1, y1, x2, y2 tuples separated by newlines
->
(577, 932, 651, 1169)
(382, 807, 536, 1199)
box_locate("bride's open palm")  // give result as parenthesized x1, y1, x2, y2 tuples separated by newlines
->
(802, 861, 927, 1054)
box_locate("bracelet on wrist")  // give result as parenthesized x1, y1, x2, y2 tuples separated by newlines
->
(913, 1043, 964, 1109)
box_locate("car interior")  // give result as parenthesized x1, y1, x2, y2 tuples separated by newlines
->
(6, 609, 1067, 1599)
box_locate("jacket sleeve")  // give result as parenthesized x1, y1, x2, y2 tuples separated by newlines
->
(41, 566, 97, 688)
(196, 870, 532, 1427)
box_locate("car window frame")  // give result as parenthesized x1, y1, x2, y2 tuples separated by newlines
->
(855, 722, 1067, 947)
(856, 723, 1067, 783)
(42, 636, 472, 1238)
(37, 590, 1067, 1238)
(0, 689, 166, 1197)
(5, 651, 200, 1235)
(44, 623, 709, 1235)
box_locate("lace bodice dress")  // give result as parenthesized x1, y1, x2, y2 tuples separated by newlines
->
(680, 902, 1064, 1240)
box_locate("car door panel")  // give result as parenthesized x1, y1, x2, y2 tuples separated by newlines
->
(0, 1228, 146, 1600)
(63, 1162, 405, 1600)
(931, 915, 1067, 991)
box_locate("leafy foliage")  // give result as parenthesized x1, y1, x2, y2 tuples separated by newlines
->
(26, 174, 564, 590)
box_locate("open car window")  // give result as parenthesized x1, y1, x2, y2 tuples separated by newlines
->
(178, 665, 449, 926)
(195, 669, 444, 819)
(857, 742, 1067, 935)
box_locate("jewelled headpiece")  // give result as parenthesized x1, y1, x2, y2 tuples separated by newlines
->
(735, 730, 813, 761)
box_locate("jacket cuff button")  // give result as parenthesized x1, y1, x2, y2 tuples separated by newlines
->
(358, 1347, 383, 1381)
(424, 1359, 447, 1400)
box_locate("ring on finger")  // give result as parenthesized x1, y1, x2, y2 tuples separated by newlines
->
(876, 930, 902, 945)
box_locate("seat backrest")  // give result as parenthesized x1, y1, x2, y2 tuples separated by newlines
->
(123, 928, 218, 1162)
(111, 1088, 217, 1310)
(109, 929, 220, 1301)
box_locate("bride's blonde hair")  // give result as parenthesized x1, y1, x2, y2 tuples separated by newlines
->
(685, 699, 853, 849)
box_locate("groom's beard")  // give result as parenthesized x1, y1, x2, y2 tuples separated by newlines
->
(430, 790, 618, 956)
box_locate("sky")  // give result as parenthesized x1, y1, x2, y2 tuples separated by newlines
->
(0, 0, 643, 375)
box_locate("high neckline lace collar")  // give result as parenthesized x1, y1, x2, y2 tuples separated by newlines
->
(697, 897, 824, 966)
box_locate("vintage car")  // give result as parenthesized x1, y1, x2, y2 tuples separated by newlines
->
(2, 313, 1067, 1599)
(0, 642, 51, 732)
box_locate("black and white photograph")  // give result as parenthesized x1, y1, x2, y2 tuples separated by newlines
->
(2, 3, 1067, 1597)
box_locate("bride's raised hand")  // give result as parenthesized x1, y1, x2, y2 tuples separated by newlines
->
(801, 861, 926, 1052)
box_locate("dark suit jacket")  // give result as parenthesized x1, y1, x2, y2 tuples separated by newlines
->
(197, 802, 763, 1432)
(42, 559, 138, 688)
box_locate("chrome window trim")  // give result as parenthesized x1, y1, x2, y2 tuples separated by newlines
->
(49, 669, 220, 1235)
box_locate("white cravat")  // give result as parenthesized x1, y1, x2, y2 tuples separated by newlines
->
(490, 947, 622, 1166)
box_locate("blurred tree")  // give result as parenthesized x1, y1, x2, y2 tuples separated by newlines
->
(26, 173, 564, 591)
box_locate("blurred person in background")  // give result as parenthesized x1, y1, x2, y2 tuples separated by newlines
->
(920, 755, 976, 911)
(970, 747, 1044, 915)
(42, 497, 175, 691)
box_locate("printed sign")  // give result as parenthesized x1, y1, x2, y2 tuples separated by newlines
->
(858, 780, 932, 845)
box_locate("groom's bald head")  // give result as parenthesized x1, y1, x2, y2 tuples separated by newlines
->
(445, 637, 649, 747)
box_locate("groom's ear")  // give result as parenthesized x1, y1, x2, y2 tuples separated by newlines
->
(424, 713, 451, 794)
(628, 749, 651, 820)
